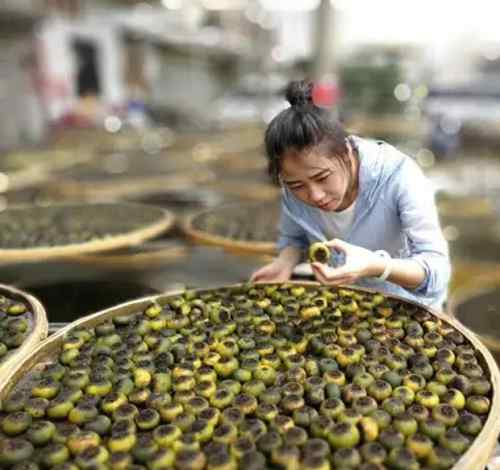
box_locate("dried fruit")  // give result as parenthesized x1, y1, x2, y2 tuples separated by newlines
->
(308, 242, 331, 264)
(0, 284, 493, 469)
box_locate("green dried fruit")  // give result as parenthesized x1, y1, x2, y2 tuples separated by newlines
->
(308, 242, 330, 264)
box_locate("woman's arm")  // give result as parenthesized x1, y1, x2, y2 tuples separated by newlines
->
(394, 157, 451, 298)
(311, 239, 426, 289)
(250, 245, 302, 282)
(366, 255, 425, 289)
(251, 199, 307, 282)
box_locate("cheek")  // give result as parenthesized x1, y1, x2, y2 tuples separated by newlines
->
(327, 175, 347, 196)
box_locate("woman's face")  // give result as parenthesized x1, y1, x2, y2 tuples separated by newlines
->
(280, 146, 353, 212)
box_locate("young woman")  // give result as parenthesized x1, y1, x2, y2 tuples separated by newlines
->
(250, 80, 451, 310)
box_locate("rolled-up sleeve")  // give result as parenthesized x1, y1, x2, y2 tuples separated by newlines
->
(277, 200, 309, 253)
(395, 158, 451, 301)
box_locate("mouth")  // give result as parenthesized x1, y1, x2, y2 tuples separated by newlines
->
(317, 200, 333, 210)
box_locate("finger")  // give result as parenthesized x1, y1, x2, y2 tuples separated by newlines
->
(313, 268, 351, 286)
(310, 262, 330, 278)
(312, 262, 349, 281)
(324, 238, 349, 253)
(249, 273, 260, 282)
(312, 267, 329, 285)
(314, 269, 352, 286)
(250, 269, 267, 282)
(329, 276, 353, 286)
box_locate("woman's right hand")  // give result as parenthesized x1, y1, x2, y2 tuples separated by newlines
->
(250, 260, 293, 283)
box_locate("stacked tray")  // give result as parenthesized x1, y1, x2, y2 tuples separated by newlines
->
(0, 203, 175, 264)
(50, 127, 176, 154)
(183, 202, 279, 255)
(0, 284, 47, 381)
(449, 272, 500, 366)
(0, 283, 498, 469)
(0, 148, 95, 192)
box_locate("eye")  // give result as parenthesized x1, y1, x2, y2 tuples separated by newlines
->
(289, 184, 304, 191)
(316, 173, 332, 182)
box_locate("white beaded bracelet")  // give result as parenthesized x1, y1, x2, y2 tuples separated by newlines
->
(374, 250, 392, 282)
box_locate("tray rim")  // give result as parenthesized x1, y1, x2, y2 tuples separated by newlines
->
(182, 202, 278, 255)
(0, 202, 175, 263)
(0, 283, 48, 381)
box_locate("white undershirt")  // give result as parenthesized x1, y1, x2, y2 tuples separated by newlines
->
(320, 200, 357, 240)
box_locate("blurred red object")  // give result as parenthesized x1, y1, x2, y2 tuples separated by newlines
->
(312, 80, 341, 108)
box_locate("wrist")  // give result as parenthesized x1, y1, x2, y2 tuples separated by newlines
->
(278, 246, 302, 266)
(367, 256, 387, 278)
(275, 257, 295, 273)
(372, 250, 393, 282)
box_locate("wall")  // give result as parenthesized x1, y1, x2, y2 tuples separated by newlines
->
(149, 45, 237, 115)
(38, 15, 126, 122)
(0, 33, 47, 148)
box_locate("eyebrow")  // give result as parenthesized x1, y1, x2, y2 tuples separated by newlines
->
(283, 168, 332, 185)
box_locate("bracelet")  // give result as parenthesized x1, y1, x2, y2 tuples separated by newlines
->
(374, 250, 392, 282)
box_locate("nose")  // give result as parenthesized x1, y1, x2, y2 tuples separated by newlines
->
(308, 184, 325, 203)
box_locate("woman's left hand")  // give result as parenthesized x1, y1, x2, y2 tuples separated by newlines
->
(311, 238, 384, 286)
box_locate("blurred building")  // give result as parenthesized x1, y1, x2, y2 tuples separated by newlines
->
(0, 0, 46, 148)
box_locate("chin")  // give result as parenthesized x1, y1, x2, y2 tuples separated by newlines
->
(318, 200, 338, 211)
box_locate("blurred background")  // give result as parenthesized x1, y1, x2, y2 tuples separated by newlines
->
(1, 0, 500, 363)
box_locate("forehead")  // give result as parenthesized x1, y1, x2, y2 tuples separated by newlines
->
(280, 148, 338, 177)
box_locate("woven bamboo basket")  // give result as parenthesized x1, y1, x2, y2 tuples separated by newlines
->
(448, 272, 500, 366)
(50, 127, 177, 154)
(0, 203, 175, 264)
(50, 125, 262, 156)
(0, 284, 47, 382)
(1, 149, 96, 192)
(144, 184, 278, 234)
(67, 239, 189, 271)
(449, 260, 500, 296)
(45, 171, 216, 204)
(212, 181, 279, 202)
(183, 202, 279, 255)
(0, 282, 499, 469)
(126, 182, 279, 231)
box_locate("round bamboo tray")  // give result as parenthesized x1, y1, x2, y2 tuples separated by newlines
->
(127, 182, 279, 232)
(46, 171, 216, 204)
(0, 149, 95, 192)
(0, 203, 175, 263)
(212, 181, 279, 202)
(448, 272, 500, 365)
(67, 239, 189, 271)
(183, 202, 279, 255)
(129, 181, 279, 209)
(449, 260, 500, 296)
(0, 282, 499, 469)
(0, 283, 47, 382)
(50, 127, 177, 154)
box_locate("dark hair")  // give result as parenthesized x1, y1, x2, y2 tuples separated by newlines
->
(265, 80, 349, 185)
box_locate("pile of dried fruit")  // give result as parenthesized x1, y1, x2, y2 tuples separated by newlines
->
(0, 284, 493, 469)
(191, 205, 279, 244)
(0, 204, 165, 250)
(0, 296, 31, 366)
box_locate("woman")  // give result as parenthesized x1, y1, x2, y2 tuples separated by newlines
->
(250, 80, 451, 310)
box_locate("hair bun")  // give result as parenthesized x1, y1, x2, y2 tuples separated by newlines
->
(285, 80, 313, 107)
